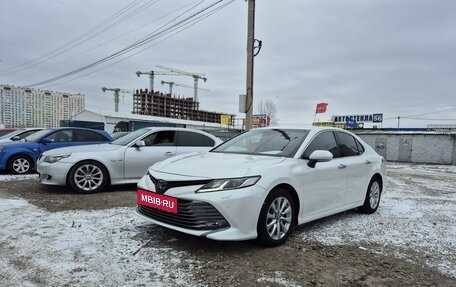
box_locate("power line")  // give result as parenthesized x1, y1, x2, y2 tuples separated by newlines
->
(19, 0, 200, 83)
(0, 0, 156, 76)
(43, 0, 237, 89)
(28, 0, 230, 87)
(383, 107, 456, 121)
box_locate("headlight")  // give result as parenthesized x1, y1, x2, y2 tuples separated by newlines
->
(43, 153, 71, 163)
(196, 176, 260, 193)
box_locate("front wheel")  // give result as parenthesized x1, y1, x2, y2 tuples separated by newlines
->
(8, 155, 33, 174)
(257, 188, 295, 247)
(69, 161, 108, 194)
(359, 177, 382, 214)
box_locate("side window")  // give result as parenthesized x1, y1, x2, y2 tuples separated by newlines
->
(47, 130, 73, 142)
(336, 132, 360, 156)
(177, 131, 215, 147)
(17, 130, 36, 140)
(73, 130, 107, 142)
(355, 138, 365, 154)
(302, 132, 341, 159)
(142, 131, 176, 146)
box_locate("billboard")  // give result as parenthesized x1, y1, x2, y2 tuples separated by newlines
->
(332, 113, 383, 123)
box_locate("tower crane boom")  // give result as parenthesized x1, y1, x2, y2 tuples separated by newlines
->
(161, 81, 209, 96)
(156, 65, 207, 104)
(135, 70, 181, 92)
(101, 87, 133, 112)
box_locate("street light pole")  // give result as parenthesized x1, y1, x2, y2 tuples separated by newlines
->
(245, 0, 255, 130)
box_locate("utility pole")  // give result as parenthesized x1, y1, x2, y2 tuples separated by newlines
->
(245, 0, 255, 130)
(397, 116, 401, 129)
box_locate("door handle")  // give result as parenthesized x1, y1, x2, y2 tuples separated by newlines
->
(338, 164, 346, 170)
(365, 160, 371, 165)
(165, 152, 174, 157)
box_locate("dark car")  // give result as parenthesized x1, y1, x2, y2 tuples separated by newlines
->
(0, 127, 112, 174)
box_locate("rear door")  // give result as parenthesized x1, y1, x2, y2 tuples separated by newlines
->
(335, 131, 369, 204)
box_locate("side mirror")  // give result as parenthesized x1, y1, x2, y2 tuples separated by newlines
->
(307, 150, 333, 168)
(42, 138, 53, 144)
(11, 136, 20, 141)
(135, 140, 146, 148)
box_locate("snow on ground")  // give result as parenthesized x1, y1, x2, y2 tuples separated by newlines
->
(0, 199, 197, 287)
(0, 173, 38, 182)
(301, 163, 456, 277)
(0, 162, 455, 286)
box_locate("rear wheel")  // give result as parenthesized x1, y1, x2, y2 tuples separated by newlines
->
(8, 155, 33, 174)
(69, 161, 108, 194)
(257, 188, 295, 247)
(359, 177, 382, 214)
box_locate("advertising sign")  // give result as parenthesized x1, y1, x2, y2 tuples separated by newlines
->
(332, 113, 383, 123)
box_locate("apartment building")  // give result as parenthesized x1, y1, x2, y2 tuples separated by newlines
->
(0, 85, 85, 128)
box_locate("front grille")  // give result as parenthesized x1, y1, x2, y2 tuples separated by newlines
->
(138, 199, 230, 231)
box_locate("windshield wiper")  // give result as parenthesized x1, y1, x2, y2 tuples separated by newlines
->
(273, 129, 291, 141)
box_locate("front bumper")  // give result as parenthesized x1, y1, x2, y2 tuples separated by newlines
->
(37, 160, 73, 186)
(135, 174, 267, 241)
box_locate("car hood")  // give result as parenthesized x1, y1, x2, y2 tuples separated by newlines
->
(42, 143, 122, 155)
(150, 152, 287, 179)
(0, 141, 37, 148)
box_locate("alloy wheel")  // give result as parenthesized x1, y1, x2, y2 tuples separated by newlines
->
(266, 196, 293, 240)
(369, 181, 380, 209)
(13, 158, 30, 174)
(73, 164, 104, 192)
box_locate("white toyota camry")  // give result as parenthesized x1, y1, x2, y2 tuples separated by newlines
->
(136, 127, 386, 246)
(37, 127, 222, 193)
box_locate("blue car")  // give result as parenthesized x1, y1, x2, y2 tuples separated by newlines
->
(0, 127, 112, 174)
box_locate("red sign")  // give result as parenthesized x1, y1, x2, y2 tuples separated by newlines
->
(315, 103, 328, 114)
(137, 189, 178, 214)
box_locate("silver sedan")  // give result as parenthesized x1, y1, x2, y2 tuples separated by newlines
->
(37, 127, 222, 193)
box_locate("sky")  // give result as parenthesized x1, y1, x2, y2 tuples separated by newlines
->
(1, 0, 456, 128)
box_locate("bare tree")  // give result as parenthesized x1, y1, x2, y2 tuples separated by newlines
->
(256, 99, 278, 126)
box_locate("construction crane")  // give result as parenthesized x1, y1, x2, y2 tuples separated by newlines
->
(135, 70, 181, 92)
(160, 80, 209, 97)
(101, 87, 133, 113)
(156, 65, 207, 103)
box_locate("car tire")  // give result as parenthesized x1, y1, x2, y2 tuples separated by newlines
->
(359, 177, 382, 214)
(8, 155, 33, 174)
(69, 161, 108, 194)
(256, 188, 295, 247)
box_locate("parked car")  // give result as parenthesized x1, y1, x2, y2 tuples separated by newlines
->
(0, 128, 43, 143)
(135, 127, 387, 246)
(110, 131, 130, 140)
(0, 127, 112, 174)
(37, 127, 223, 193)
(0, 128, 19, 137)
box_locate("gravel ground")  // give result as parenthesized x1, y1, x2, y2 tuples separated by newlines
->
(0, 163, 455, 286)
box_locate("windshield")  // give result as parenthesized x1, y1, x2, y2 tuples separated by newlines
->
(211, 128, 310, 158)
(24, 129, 53, 142)
(0, 129, 23, 139)
(111, 128, 150, 146)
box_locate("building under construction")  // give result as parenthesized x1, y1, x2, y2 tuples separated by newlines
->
(133, 89, 235, 125)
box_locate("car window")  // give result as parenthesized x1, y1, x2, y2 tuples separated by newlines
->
(355, 138, 365, 154)
(302, 131, 341, 159)
(47, 130, 73, 142)
(336, 132, 361, 156)
(25, 129, 53, 142)
(142, 131, 176, 146)
(73, 130, 108, 141)
(17, 130, 37, 140)
(177, 131, 215, 147)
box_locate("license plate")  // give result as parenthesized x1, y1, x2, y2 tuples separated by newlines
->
(137, 189, 178, 214)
